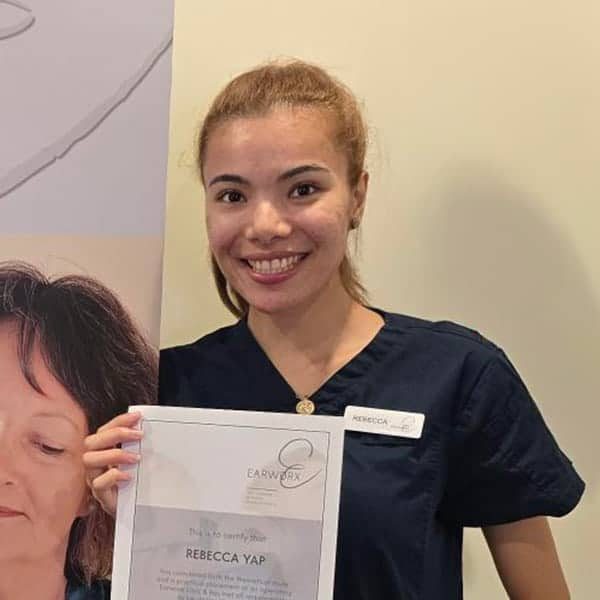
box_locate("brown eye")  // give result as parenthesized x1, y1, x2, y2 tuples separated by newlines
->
(218, 190, 244, 204)
(291, 183, 318, 198)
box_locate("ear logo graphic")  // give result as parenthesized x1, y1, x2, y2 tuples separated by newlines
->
(0, 0, 34, 40)
(0, 0, 173, 197)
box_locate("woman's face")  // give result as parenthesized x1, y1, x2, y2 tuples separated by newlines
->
(203, 107, 367, 315)
(0, 320, 89, 565)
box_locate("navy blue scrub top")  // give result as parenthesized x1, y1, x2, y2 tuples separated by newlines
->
(158, 310, 584, 600)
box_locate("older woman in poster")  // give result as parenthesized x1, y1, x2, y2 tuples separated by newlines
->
(0, 262, 157, 600)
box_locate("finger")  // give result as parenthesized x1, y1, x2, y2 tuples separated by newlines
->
(85, 466, 105, 489)
(83, 448, 140, 469)
(96, 411, 142, 434)
(90, 467, 131, 495)
(89, 468, 129, 517)
(84, 426, 143, 451)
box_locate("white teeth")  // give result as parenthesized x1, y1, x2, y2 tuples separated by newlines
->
(247, 254, 303, 274)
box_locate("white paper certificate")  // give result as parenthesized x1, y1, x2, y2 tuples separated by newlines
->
(111, 406, 345, 600)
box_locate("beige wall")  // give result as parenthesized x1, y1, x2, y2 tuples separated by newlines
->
(161, 1, 599, 597)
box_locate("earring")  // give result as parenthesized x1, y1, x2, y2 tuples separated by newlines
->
(350, 217, 360, 230)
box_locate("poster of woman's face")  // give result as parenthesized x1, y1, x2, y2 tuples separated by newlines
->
(0, 2, 174, 597)
(0, 318, 90, 563)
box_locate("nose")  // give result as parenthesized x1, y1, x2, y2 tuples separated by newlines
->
(245, 200, 291, 245)
(0, 427, 18, 486)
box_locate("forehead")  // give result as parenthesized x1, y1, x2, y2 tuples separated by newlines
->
(203, 107, 346, 179)
(0, 320, 87, 433)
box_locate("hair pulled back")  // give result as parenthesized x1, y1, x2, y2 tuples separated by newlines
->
(198, 59, 369, 317)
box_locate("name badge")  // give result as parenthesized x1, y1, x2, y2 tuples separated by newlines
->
(344, 406, 425, 439)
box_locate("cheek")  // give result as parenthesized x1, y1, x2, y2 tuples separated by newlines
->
(206, 213, 238, 256)
(32, 458, 87, 531)
(303, 206, 349, 249)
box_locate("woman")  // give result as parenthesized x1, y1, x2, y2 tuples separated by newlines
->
(0, 262, 157, 600)
(85, 61, 584, 599)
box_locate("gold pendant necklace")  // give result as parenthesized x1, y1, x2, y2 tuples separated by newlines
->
(295, 395, 315, 415)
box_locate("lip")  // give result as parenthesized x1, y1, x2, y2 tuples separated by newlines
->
(0, 505, 25, 518)
(241, 251, 309, 261)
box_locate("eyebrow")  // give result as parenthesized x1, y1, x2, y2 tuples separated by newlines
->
(208, 164, 330, 187)
(31, 412, 80, 431)
(277, 164, 329, 181)
(208, 173, 250, 187)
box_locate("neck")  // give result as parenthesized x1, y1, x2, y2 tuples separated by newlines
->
(247, 277, 380, 370)
(0, 556, 68, 600)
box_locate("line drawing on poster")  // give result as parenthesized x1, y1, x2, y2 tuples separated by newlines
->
(0, 0, 34, 39)
(0, 1, 173, 197)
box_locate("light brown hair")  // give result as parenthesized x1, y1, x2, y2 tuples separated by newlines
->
(198, 59, 369, 317)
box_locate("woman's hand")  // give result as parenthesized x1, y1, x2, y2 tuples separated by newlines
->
(83, 411, 143, 517)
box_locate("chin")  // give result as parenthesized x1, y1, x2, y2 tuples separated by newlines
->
(244, 292, 305, 316)
(248, 299, 294, 316)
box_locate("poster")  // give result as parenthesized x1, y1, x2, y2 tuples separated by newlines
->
(0, 1, 175, 597)
(1, 1, 174, 342)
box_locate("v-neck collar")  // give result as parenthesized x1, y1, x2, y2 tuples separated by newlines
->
(231, 308, 400, 415)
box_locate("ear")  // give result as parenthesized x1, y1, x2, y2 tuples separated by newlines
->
(350, 170, 369, 224)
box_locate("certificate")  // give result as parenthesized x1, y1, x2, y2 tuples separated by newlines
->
(111, 406, 345, 600)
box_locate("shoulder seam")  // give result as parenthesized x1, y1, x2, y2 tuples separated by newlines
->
(401, 322, 500, 352)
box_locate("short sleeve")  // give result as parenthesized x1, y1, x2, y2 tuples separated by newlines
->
(157, 347, 187, 406)
(439, 350, 585, 526)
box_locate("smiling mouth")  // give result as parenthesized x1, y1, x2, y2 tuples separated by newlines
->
(244, 253, 307, 275)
